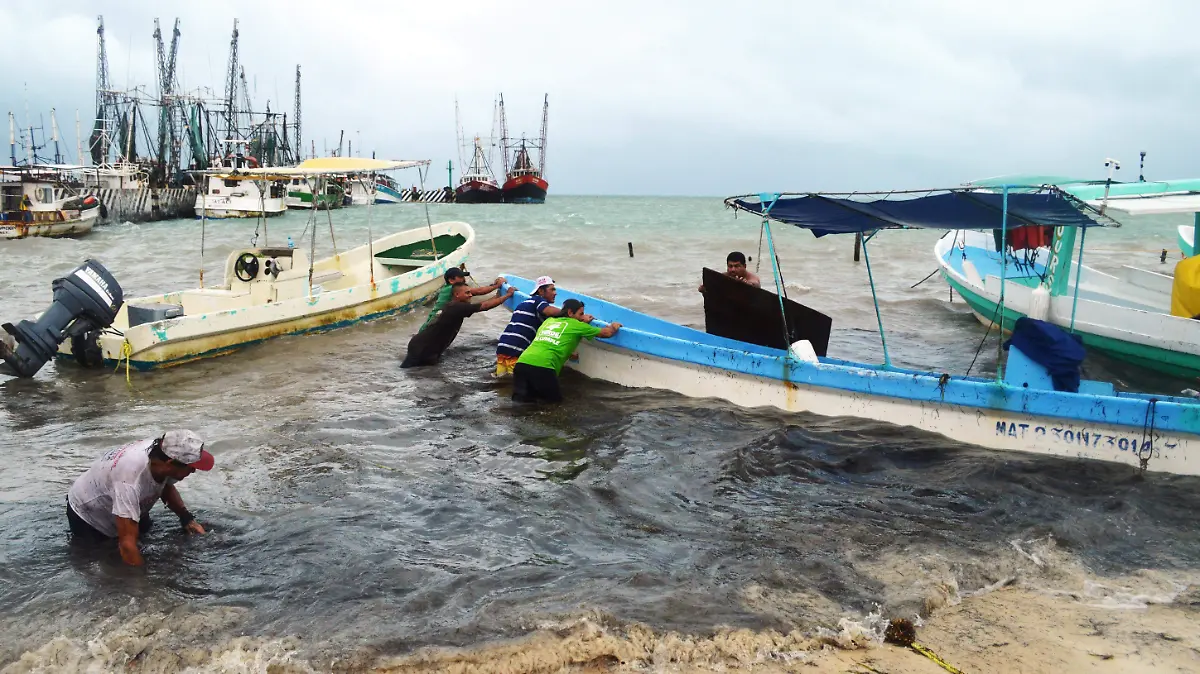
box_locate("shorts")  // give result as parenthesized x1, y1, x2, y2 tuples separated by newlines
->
(66, 497, 152, 542)
(495, 354, 519, 377)
(512, 363, 562, 403)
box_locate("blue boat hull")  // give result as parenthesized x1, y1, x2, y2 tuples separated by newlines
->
(499, 275, 1200, 475)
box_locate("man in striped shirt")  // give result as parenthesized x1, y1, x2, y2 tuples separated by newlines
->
(495, 276, 591, 377)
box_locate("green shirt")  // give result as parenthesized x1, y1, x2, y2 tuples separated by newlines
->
(420, 285, 454, 331)
(517, 317, 603, 374)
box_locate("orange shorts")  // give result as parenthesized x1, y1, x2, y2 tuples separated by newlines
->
(495, 354, 519, 377)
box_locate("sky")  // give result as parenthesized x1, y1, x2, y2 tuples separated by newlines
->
(2, 0, 1199, 196)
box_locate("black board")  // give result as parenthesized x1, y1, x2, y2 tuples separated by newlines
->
(701, 267, 832, 356)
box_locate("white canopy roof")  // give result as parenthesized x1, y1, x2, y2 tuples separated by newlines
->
(1087, 192, 1200, 215)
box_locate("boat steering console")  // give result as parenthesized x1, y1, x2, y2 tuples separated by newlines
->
(234, 248, 292, 282)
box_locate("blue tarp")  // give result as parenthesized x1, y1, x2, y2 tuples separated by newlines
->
(1004, 317, 1086, 393)
(728, 189, 1110, 237)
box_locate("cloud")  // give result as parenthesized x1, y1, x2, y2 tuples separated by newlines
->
(3, 0, 1199, 194)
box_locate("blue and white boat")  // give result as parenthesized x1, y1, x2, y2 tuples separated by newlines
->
(936, 175, 1200, 378)
(500, 188, 1200, 475)
(348, 173, 405, 205)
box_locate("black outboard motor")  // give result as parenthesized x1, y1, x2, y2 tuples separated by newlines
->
(1, 259, 124, 378)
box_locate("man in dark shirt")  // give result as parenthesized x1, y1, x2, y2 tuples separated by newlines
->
(401, 282, 515, 368)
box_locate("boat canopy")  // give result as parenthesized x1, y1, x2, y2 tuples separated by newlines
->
(197, 157, 431, 179)
(725, 187, 1120, 237)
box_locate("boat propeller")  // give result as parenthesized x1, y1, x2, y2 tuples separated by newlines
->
(0, 260, 124, 378)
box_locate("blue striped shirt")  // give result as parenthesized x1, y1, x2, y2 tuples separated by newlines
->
(497, 297, 550, 357)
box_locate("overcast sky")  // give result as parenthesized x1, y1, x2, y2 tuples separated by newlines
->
(2, 1, 1198, 195)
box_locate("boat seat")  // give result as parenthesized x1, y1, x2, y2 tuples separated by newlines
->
(374, 255, 429, 267)
(1078, 380, 1116, 397)
(309, 270, 345, 285)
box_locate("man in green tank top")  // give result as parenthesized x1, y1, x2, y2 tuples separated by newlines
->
(421, 267, 505, 331)
(513, 299, 621, 403)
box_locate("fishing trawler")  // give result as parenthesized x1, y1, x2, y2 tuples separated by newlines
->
(285, 177, 345, 209)
(498, 94, 549, 204)
(454, 137, 501, 203)
(348, 173, 404, 205)
(0, 166, 103, 239)
(194, 150, 286, 219)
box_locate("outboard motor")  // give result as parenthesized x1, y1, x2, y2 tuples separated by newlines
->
(1, 259, 123, 378)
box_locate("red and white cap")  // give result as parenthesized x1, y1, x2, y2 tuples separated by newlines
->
(533, 276, 555, 292)
(161, 429, 215, 471)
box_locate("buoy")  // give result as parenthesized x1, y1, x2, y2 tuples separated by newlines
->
(1028, 284, 1050, 321)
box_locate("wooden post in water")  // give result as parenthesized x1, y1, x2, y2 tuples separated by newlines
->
(853, 232, 862, 262)
(628, 242, 634, 257)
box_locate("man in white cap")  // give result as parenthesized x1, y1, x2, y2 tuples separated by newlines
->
(66, 430, 215, 566)
(494, 276, 592, 377)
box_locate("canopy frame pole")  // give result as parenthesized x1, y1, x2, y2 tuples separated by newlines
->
(418, 164, 440, 260)
(362, 175, 376, 287)
(258, 178, 267, 247)
(325, 183, 339, 261)
(199, 177, 207, 287)
(1069, 226, 1088, 332)
(860, 230, 891, 368)
(996, 186, 1010, 382)
(307, 176, 319, 298)
(758, 192, 792, 353)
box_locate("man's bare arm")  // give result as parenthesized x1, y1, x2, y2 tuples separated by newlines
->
(115, 517, 143, 566)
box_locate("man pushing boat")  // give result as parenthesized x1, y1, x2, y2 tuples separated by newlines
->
(512, 299, 621, 403)
(420, 267, 506, 332)
(402, 281, 515, 368)
(494, 276, 593, 377)
(66, 430, 214, 566)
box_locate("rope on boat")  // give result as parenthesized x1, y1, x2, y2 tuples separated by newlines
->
(1139, 398, 1158, 472)
(418, 164, 439, 260)
(965, 301, 1002, 378)
(910, 268, 940, 289)
(114, 340, 133, 386)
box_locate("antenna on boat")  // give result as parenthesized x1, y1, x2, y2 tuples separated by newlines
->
(50, 108, 62, 164)
(8, 112, 15, 166)
(1099, 157, 1120, 215)
(497, 93, 509, 177)
(294, 64, 301, 161)
(1138, 151, 1146, 182)
(538, 94, 548, 177)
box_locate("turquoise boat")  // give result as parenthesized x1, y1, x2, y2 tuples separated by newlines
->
(936, 176, 1200, 379)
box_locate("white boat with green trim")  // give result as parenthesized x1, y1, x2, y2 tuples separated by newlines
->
(935, 174, 1200, 380)
(56, 221, 472, 370)
(1182, 225, 1196, 257)
(51, 158, 469, 371)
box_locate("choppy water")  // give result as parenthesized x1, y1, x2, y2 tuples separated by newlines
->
(1, 197, 1198, 671)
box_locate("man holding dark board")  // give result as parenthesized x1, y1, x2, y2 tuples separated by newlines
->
(698, 252, 760, 294)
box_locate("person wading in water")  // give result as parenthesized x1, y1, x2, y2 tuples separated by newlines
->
(66, 430, 214, 566)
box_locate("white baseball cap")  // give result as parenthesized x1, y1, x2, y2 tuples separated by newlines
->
(161, 429, 215, 471)
(533, 276, 555, 292)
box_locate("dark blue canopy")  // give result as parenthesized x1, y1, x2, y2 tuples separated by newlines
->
(726, 188, 1116, 237)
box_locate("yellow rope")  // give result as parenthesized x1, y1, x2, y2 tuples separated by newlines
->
(911, 642, 964, 674)
(114, 340, 132, 385)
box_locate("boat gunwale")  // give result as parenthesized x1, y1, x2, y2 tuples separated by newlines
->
(499, 274, 1200, 436)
